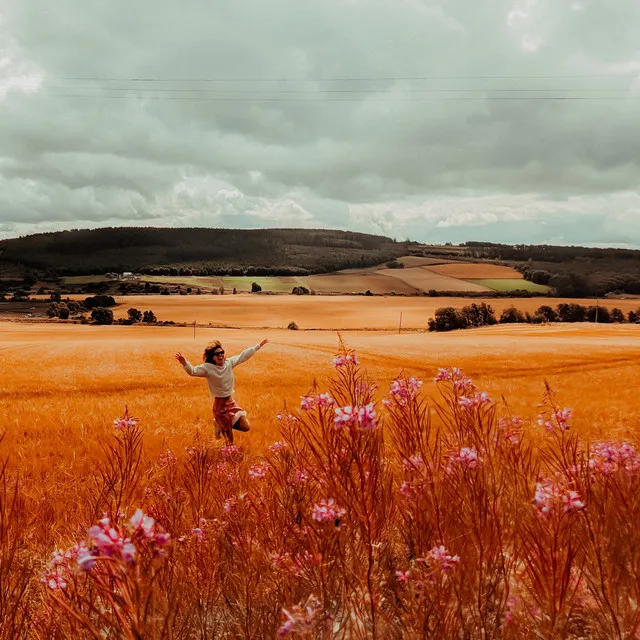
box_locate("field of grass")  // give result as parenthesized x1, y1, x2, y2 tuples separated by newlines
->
(221, 275, 308, 293)
(471, 278, 551, 293)
(3, 298, 640, 636)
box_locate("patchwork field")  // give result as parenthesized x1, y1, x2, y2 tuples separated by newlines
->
(60, 257, 540, 294)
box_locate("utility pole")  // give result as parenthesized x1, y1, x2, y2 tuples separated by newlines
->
(399, 312, 403, 335)
(595, 299, 599, 324)
(193, 320, 196, 339)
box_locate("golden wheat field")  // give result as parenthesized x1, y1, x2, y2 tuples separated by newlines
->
(3, 300, 640, 479)
(4, 296, 640, 637)
(96, 293, 640, 329)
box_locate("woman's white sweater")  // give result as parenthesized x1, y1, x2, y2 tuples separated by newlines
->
(181, 344, 260, 398)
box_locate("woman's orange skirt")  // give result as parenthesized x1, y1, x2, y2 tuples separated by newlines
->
(213, 396, 246, 437)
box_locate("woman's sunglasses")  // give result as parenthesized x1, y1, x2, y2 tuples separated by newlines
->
(213, 351, 225, 357)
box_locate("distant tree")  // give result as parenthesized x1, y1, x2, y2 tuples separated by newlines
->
(499, 307, 527, 324)
(461, 303, 497, 327)
(251, 282, 262, 293)
(91, 307, 114, 325)
(288, 321, 299, 330)
(428, 307, 468, 332)
(233, 288, 237, 295)
(50, 291, 62, 302)
(84, 295, 116, 309)
(219, 286, 225, 295)
(535, 305, 557, 322)
(556, 303, 587, 323)
(586, 305, 611, 323)
(628, 309, 640, 323)
(143, 310, 157, 323)
(58, 306, 70, 320)
(127, 308, 142, 323)
(611, 308, 626, 323)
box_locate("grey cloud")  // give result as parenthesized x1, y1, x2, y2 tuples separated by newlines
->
(1, 0, 640, 244)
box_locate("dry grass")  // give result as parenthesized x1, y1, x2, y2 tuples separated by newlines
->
(430, 263, 524, 279)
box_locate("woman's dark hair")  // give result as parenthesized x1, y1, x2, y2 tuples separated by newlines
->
(203, 340, 223, 364)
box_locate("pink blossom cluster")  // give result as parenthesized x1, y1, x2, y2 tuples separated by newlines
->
(446, 447, 479, 472)
(300, 392, 335, 411)
(498, 416, 523, 446)
(312, 498, 346, 524)
(459, 391, 491, 410)
(428, 545, 460, 572)
(40, 542, 92, 590)
(589, 441, 640, 475)
(220, 444, 241, 460)
(268, 440, 289, 454)
(278, 595, 321, 637)
(534, 478, 584, 515)
(334, 403, 378, 431)
(291, 468, 309, 485)
(386, 376, 423, 406)
(248, 462, 270, 480)
(434, 367, 474, 390)
(333, 353, 359, 368)
(113, 412, 138, 431)
(538, 407, 573, 432)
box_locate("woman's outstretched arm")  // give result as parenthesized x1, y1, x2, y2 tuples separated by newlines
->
(229, 339, 269, 368)
(175, 352, 208, 377)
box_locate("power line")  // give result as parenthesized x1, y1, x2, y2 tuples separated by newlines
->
(28, 94, 640, 102)
(2, 72, 640, 83)
(3, 86, 638, 94)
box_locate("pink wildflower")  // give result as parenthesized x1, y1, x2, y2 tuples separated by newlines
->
(269, 441, 288, 454)
(589, 441, 640, 475)
(429, 545, 460, 572)
(333, 353, 360, 368)
(459, 391, 491, 409)
(249, 462, 270, 480)
(278, 595, 321, 637)
(447, 447, 479, 472)
(121, 541, 136, 565)
(130, 509, 155, 538)
(535, 478, 584, 515)
(300, 392, 335, 411)
(389, 376, 423, 406)
(113, 410, 138, 431)
(334, 403, 378, 431)
(396, 570, 412, 583)
(221, 444, 240, 460)
(312, 498, 346, 524)
(291, 468, 309, 485)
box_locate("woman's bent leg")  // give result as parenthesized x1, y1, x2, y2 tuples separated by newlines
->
(233, 416, 250, 432)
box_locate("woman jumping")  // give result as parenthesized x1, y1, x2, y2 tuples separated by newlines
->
(175, 339, 268, 442)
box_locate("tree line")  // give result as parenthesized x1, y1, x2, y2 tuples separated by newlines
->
(428, 302, 638, 332)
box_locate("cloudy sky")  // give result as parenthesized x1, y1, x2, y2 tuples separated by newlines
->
(1, 0, 640, 246)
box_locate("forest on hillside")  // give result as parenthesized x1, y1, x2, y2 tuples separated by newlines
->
(0, 227, 408, 277)
(465, 242, 640, 296)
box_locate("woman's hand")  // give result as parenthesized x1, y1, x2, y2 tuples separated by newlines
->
(258, 339, 269, 349)
(175, 352, 186, 366)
